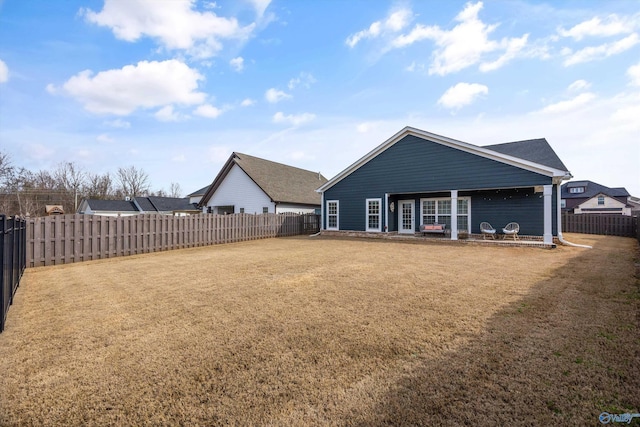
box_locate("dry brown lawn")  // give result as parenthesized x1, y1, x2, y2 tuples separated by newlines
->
(0, 234, 638, 426)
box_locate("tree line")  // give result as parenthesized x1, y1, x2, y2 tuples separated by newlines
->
(0, 151, 182, 217)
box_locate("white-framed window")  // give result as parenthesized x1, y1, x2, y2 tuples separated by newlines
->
(420, 197, 470, 232)
(366, 198, 382, 232)
(326, 200, 339, 230)
(561, 199, 566, 208)
(597, 196, 605, 206)
(263, 207, 269, 213)
(569, 187, 585, 194)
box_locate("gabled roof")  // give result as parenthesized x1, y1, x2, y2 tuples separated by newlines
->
(561, 180, 630, 199)
(200, 152, 328, 206)
(81, 199, 139, 212)
(137, 196, 199, 212)
(187, 185, 210, 197)
(484, 138, 568, 171)
(318, 126, 571, 193)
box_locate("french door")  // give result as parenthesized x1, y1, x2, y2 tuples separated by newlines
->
(398, 200, 415, 234)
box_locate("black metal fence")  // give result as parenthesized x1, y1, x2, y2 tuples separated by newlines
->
(1, 215, 27, 333)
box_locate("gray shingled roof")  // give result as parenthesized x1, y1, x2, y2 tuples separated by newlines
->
(561, 180, 630, 199)
(143, 196, 199, 212)
(187, 185, 210, 197)
(484, 138, 569, 171)
(201, 152, 328, 206)
(85, 199, 138, 212)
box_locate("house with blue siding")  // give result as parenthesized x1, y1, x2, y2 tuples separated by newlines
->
(316, 127, 572, 245)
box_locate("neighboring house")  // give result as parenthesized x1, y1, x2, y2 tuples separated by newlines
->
(77, 197, 200, 217)
(561, 181, 632, 215)
(45, 205, 64, 215)
(316, 126, 572, 245)
(77, 199, 139, 217)
(199, 152, 328, 214)
(187, 185, 210, 205)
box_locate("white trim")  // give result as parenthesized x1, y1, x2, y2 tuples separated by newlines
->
(398, 200, 415, 234)
(365, 198, 382, 232)
(326, 200, 339, 230)
(543, 185, 553, 245)
(317, 126, 571, 193)
(450, 190, 458, 241)
(320, 192, 325, 230)
(384, 193, 389, 232)
(419, 196, 471, 233)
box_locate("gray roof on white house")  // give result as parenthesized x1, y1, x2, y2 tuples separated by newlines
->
(200, 152, 328, 206)
(82, 199, 138, 212)
(561, 180, 630, 199)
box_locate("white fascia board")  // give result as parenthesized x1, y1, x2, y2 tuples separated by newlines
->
(317, 126, 571, 192)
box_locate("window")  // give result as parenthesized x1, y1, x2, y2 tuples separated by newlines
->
(597, 196, 605, 206)
(263, 207, 269, 214)
(327, 200, 339, 230)
(561, 199, 566, 208)
(569, 187, 585, 194)
(240, 208, 245, 213)
(366, 198, 382, 232)
(421, 197, 470, 232)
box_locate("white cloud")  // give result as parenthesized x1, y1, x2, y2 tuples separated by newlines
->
(97, 133, 114, 143)
(194, 104, 224, 118)
(567, 80, 591, 92)
(230, 56, 244, 72)
(105, 118, 131, 128)
(626, 62, 640, 86)
(288, 72, 316, 90)
(479, 34, 529, 72)
(438, 83, 488, 109)
(240, 98, 256, 107)
(539, 92, 596, 114)
(390, 2, 527, 75)
(563, 34, 639, 66)
(0, 59, 8, 83)
(558, 15, 637, 41)
(272, 112, 315, 126)
(356, 121, 380, 133)
(248, 0, 271, 18)
(50, 60, 206, 115)
(82, 0, 255, 59)
(265, 88, 291, 103)
(155, 105, 183, 122)
(345, 8, 412, 48)
(172, 154, 187, 162)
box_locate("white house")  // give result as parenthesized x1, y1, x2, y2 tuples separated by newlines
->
(199, 152, 327, 214)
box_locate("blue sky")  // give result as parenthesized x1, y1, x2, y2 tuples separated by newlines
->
(1, 0, 639, 197)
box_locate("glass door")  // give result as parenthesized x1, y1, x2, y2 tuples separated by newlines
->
(398, 200, 414, 234)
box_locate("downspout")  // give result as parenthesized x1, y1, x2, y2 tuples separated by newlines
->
(556, 181, 592, 248)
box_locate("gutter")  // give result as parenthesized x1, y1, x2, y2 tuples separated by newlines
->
(556, 182, 592, 249)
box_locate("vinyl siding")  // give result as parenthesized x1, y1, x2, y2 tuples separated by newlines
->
(205, 164, 274, 214)
(324, 135, 557, 234)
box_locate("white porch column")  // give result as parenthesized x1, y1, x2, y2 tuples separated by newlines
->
(320, 192, 325, 231)
(384, 193, 389, 232)
(450, 190, 458, 240)
(543, 185, 553, 244)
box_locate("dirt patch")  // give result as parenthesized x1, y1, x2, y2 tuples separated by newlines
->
(0, 234, 637, 426)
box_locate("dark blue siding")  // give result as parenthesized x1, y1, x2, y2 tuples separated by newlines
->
(324, 135, 557, 233)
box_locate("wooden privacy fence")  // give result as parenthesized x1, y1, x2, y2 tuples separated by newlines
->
(562, 213, 638, 238)
(26, 213, 320, 268)
(1, 215, 27, 333)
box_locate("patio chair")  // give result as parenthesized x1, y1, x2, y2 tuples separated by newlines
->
(480, 222, 496, 240)
(502, 222, 520, 240)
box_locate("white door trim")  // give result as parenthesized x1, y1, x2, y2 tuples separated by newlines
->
(398, 199, 415, 234)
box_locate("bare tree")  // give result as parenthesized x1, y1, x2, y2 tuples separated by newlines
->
(83, 172, 114, 199)
(169, 182, 182, 198)
(116, 166, 150, 198)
